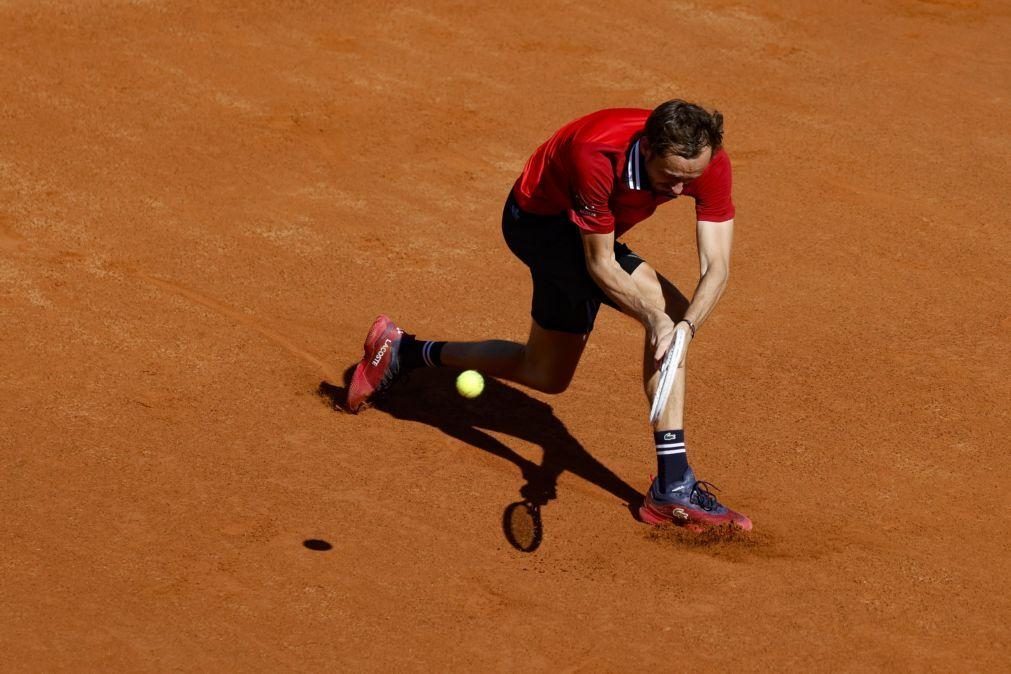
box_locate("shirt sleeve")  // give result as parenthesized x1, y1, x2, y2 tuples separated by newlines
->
(565, 145, 616, 234)
(693, 149, 736, 222)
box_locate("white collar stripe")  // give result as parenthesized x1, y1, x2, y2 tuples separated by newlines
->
(633, 139, 640, 189)
(633, 141, 640, 189)
(626, 138, 646, 190)
(618, 137, 651, 189)
(626, 140, 636, 189)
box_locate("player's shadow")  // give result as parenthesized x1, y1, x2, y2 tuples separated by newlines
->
(319, 367, 642, 552)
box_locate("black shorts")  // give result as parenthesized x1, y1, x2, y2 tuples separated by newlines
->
(502, 192, 646, 334)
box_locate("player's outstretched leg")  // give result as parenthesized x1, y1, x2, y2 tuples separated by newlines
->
(439, 321, 587, 394)
(346, 316, 587, 412)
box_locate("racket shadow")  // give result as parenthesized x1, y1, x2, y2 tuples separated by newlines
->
(320, 366, 642, 552)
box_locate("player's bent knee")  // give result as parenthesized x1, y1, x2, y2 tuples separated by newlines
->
(521, 325, 584, 394)
(524, 366, 574, 394)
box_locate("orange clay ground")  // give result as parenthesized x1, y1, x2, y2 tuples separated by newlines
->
(1, 1, 1008, 670)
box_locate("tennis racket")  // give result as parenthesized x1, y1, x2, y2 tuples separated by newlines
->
(648, 326, 688, 425)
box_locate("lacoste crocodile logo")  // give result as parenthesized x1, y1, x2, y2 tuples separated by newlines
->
(663, 432, 678, 441)
(672, 507, 689, 521)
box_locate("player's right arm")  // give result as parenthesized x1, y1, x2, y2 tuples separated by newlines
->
(581, 231, 675, 361)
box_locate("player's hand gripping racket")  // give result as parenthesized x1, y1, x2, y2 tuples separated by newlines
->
(649, 326, 688, 425)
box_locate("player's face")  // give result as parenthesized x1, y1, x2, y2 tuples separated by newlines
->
(642, 143, 712, 197)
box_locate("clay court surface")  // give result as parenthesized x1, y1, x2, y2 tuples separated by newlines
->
(2, 0, 1009, 670)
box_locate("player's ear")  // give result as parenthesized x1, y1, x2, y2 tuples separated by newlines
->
(639, 136, 651, 157)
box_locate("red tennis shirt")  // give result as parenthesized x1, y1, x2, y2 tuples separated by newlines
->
(511, 108, 735, 237)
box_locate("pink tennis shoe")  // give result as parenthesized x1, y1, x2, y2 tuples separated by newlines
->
(346, 315, 405, 413)
(640, 468, 753, 531)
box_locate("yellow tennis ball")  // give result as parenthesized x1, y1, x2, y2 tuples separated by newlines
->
(456, 370, 484, 398)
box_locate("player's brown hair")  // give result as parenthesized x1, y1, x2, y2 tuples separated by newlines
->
(645, 100, 724, 158)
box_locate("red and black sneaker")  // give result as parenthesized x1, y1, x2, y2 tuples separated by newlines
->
(346, 315, 406, 413)
(639, 467, 753, 531)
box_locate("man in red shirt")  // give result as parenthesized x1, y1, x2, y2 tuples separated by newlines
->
(347, 100, 751, 532)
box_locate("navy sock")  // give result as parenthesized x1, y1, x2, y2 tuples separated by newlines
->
(400, 336, 446, 370)
(655, 429, 688, 492)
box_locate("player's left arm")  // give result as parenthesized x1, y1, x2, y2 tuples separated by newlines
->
(682, 217, 734, 331)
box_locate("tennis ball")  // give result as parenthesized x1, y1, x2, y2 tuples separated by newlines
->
(456, 370, 484, 398)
